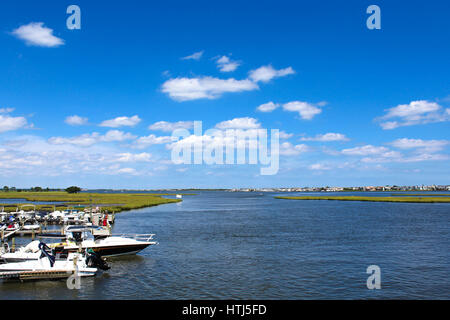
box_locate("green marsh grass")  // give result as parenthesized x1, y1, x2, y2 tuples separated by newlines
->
(0, 191, 182, 213)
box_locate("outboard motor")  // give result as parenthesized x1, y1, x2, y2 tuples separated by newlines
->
(86, 249, 110, 271)
(72, 231, 83, 243)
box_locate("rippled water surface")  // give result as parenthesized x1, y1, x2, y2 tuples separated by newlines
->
(1, 191, 449, 299)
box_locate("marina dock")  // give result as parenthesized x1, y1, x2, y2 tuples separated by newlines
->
(0, 270, 73, 281)
(0, 230, 17, 241)
(1, 228, 64, 241)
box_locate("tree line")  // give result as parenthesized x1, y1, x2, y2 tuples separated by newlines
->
(1, 186, 82, 193)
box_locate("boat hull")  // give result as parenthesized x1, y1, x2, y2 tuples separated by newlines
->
(64, 243, 152, 257)
(1, 243, 153, 262)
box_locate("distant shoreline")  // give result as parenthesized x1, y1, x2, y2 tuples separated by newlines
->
(275, 196, 450, 203)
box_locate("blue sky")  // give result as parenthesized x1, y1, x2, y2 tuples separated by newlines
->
(0, 0, 449, 189)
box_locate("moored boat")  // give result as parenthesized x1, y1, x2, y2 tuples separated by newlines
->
(0, 242, 109, 280)
(1, 226, 157, 262)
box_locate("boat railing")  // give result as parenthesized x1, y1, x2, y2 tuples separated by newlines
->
(113, 233, 157, 242)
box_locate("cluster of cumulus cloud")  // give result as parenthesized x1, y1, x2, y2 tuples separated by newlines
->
(5, 23, 450, 177)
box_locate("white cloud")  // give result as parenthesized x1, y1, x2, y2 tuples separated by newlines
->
(380, 121, 400, 130)
(279, 142, 310, 156)
(48, 130, 136, 147)
(0, 114, 28, 133)
(342, 145, 392, 156)
(215, 117, 261, 130)
(342, 146, 403, 164)
(378, 100, 450, 129)
(256, 101, 280, 112)
(216, 56, 240, 72)
(11, 22, 64, 47)
(248, 65, 295, 83)
(161, 76, 258, 101)
(0, 108, 14, 113)
(309, 163, 332, 170)
(340, 142, 448, 164)
(166, 129, 274, 155)
(114, 152, 152, 163)
(396, 153, 449, 162)
(48, 134, 99, 147)
(181, 51, 204, 60)
(100, 115, 141, 128)
(115, 167, 138, 175)
(282, 101, 322, 120)
(389, 138, 449, 152)
(65, 115, 88, 126)
(101, 130, 136, 142)
(301, 133, 349, 142)
(166, 134, 228, 152)
(133, 134, 173, 149)
(362, 153, 448, 163)
(148, 121, 194, 132)
(0, 135, 163, 178)
(279, 131, 293, 139)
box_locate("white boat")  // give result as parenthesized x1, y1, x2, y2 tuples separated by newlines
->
(1, 226, 158, 262)
(0, 242, 108, 278)
(2, 223, 19, 232)
(176, 194, 182, 199)
(1, 240, 40, 261)
(16, 205, 37, 220)
(63, 212, 82, 224)
(60, 226, 158, 257)
(45, 208, 86, 224)
(22, 224, 41, 231)
(45, 210, 65, 220)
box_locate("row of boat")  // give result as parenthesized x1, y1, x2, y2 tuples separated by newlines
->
(0, 225, 157, 281)
(1, 205, 115, 226)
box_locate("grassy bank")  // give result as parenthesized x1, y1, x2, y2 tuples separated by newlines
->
(275, 196, 450, 203)
(0, 192, 182, 213)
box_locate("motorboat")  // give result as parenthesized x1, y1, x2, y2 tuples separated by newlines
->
(45, 208, 90, 225)
(0, 242, 109, 279)
(1, 240, 41, 262)
(46, 210, 65, 220)
(63, 211, 82, 224)
(56, 226, 158, 257)
(15, 205, 37, 220)
(22, 223, 41, 231)
(1, 226, 157, 262)
(2, 222, 19, 232)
